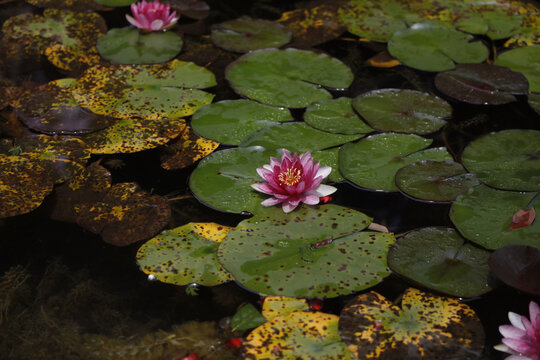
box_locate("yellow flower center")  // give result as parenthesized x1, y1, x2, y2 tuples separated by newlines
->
(278, 167, 302, 186)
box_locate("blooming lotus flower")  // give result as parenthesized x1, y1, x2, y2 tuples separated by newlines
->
(251, 150, 337, 213)
(126, 0, 179, 31)
(495, 301, 540, 360)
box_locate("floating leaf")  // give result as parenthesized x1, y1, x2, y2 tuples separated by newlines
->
(530, 93, 540, 114)
(494, 45, 540, 92)
(352, 89, 451, 134)
(339, 133, 452, 191)
(450, 185, 540, 250)
(503, 0, 540, 48)
(434, 63, 529, 105)
(388, 23, 489, 72)
(26, 0, 112, 11)
(0, 154, 54, 218)
(136, 222, 233, 286)
(312, 147, 344, 183)
(304, 97, 373, 135)
(243, 311, 355, 359)
(388, 227, 496, 297)
(454, 3, 523, 40)
(168, 0, 210, 20)
(395, 160, 480, 203)
(93, 0, 135, 5)
(226, 48, 354, 108)
(160, 125, 219, 170)
(14, 78, 116, 135)
(73, 60, 216, 120)
(80, 118, 186, 154)
(191, 99, 293, 145)
(261, 296, 309, 321)
(231, 303, 267, 331)
(461, 129, 540, 191)
(218, 204, 395, 298)
(489, 245, 540, 295)
(511, 208, 536, 230)
(97, 27, 183, 65)
(339, 288, 485, 359)
(239, 122, 363, 152)
(211, 17, 291, 53)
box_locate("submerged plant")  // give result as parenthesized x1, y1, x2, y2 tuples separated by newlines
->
(251, 150, 336, 213)
(126, 0, 179, 31)
(496, 301, 540, 360)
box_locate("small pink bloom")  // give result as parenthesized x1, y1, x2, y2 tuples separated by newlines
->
(495, 301, 540, 360)
(510, 208, 536, 230)
(126, 0, 179, 31)
(251, 150, 337, 213)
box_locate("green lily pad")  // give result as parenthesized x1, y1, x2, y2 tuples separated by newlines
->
(73, 60, 216, 120)
(191, 99, 293, 145)
(231, 303, 267, 331)
(339, 133, 452, 191)
(304, 97, 373, 135)
(312, 147, 344, 183)
(352, 89, 451, 134)
(244, 311, 355, 360)
(15, 78, 116, 135)
(339, 288, 484, 359)
(239, 122, 363, 152)
(494, 45, 540, 92)
(26, 0, 112, 11)
(388, 23, 489, 72)
(211, 16, 291, 53)
(93, 0, 135, 5)
(225, 48, 354, 108)
(168, 0, 210, 20)
(136, 222, 234, 286)
(454, 3, 523, 40)
(530, 93, 540, 114)
(489, 245, 540, 296)
(218, 204, 395, 298)
(434, 63, 529, 105)
(97, 27, 183, 65)
(338, 0, 418, 42)
(388, 227, 496, 297)
(461, 129, 540, 191)
(395, 160, 480, 203)
(450, 185, 540, 250)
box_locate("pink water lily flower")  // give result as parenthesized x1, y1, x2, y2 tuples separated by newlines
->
(251, 150, 337, 213)
(126, 0, 179, 31)
(495, 301, 540, 360)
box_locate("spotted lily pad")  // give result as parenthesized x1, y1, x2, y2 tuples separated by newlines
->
(160, 125, 219, 170)
(97, 27, 183, 65)
(488, 245, 540, 295)
(26, 0, 112, 11)
(226, 48, 354, 108)
(239, 122, 363, 152)
(15, 78, 116, 135)
(218, 204, 395, 298)
(243, 311, 355, 359)
(339, 133, 452, 191)
(388, 23, 489, 72)
(211, 17, 291, 53)
(434, 63, 529, 105)
(261, 296, 309, 321)
(503, 0, 540, 48)
(73, 60, 216, 120)
(450, 185, 540, 250)
(494, 45, 540, 92)
(454, 3, 523, 40)
(339, 288, 484, 359)
(461, 129, 540, 191)
(352, 89, 451, 134)
(388, 227, 496, 297)
(191, 99, 293, 145)
(93, 0, 135, 5)
(304, 97, 373, 135)
(395, 160, 480, 203)
(136, 222, 233, 286)
(0, 154, 54, 218)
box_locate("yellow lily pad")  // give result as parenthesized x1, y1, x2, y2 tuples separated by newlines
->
(261, 296, 309, 322)
(160, 125, 219, 170)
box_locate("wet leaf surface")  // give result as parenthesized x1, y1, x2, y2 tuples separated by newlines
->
(160, 125, 219, 170)
(461, 129, 540, 191)
(191, 99, 293, 145)
(339, 133, 452, 191)
(395, 160, 480, 203)
(73, 60, 216, 120)
(311, 147, 344, 183)
(244, 311, 355, 359)
(454, 2, 522, 40)
(231, 303, 267, 331)
(388, 227, 496, 297)
(434, 63, 529, 105)
(136, 222, 233, 286)
(489, 245, 540, 295)
(168, 0, 210, 20)
(226, 48, 354, 108)
(494, 45, 540, 92)
(304, 97, 373, 135)
(339, 288, 485, 359)
(352, 89, 451, 134)
(450, 185, 540, 250)
(218, 204, 395, 298)
(261, 296, 309, 321)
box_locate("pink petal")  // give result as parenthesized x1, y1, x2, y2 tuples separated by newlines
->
(251, 183, 276, 195)
(261, 197, 282, 207)
(509, 312, 526, 330)
(314, 184, 337, 197)
(529, 301, 540, 329)
(257, 167, 274, 182)
(316, 166, 332, 179)
(500, 325, 526, 339)
(282, 201, 298, 213)
(502, 338, 537, 355)
(126, 14, 142, 28)
(150, 19, 164, 30)
(301, 192, 320, 205)
(273, 193, 291, 200)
